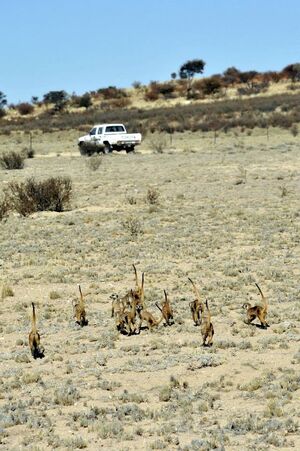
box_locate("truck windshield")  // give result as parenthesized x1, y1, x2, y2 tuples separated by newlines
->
(105, 125, 125, 132)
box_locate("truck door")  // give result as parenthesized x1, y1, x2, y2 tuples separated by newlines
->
(89, 127, 97, 142)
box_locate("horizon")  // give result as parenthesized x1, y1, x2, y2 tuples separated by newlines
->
(1, 0, 300, 104)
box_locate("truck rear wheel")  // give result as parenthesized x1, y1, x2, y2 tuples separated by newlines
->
(126, 145, 135, 153)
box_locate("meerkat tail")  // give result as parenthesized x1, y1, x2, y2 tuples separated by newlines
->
(255, 282, 265, 299)
(164, 289, 168, 303)
(155, 302, 163, 313)
(78, 284, 83, 299)
(141, 272, 145, 303)
(133, 264, 139, 288)
(188, 277, 201, 300)
(31, 302, 37, 332)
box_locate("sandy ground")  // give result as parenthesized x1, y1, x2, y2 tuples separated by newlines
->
(0, 128, 299, 450)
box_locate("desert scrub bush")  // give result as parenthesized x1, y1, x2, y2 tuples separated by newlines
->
(146, 186, 160, 205)
(6, 176, 72, 216)
(0, 151, 25, 169)
(22, 372, 41, 384)
(53, 381, 80, 406)
(263, 399, 284, 418)
(234, 165, 247, 185)
(149, 135, 167, 153)
(121, 215, 143, 238)
(187, 355, 223, 371)
(22, 147, 35, 159)
(93, 420, 124, 439)
(159, 386, 172, 402)
(64, 436, 87, 449)
(125, 190, 138, 205)
(16, 102, 34, 115)
(118, 390, 147, 403)
(1, 284, 14, 299)
(96, 331, 117, 349)
(14, 351, 31, 363)
(85, 154, 102, 171)
(98, 379, 121, 391)
(49, 290, 61, 300)
(115, 403, 146, 422)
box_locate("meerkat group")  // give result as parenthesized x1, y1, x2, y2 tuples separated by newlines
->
(28, 265, 270, 358)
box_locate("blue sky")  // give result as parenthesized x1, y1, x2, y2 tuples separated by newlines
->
(1, 0, 299, 104)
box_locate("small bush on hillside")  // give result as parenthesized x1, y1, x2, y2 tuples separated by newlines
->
(132, 81, 142, 89)
(201, 76, 223, 95)
(17, 103, 34, 115)
(6, 176, 72, 216)
(72, 93, 92, 109)
(101, 97, 131, 109)
(97, 86, 127, 99)
(144, 82, 176, 101)
(0, 151, 25, 169)
(144, 90, 159, 101)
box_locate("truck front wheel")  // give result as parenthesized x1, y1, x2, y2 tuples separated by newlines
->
(103, 143, 111, 154)
(79, 142, 85, 155)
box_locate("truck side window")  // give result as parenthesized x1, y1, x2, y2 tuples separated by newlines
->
(97, 127, 103, 134)
(106, 126, 117, 132)
(90, 128, 97, 135)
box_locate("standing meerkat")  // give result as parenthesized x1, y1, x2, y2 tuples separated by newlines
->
(122, 294, 139, 335)
(73, 285, 88, 327)
(188, 277, 204, 326)
(29, 302, 44, 359)
(155, 290, 174, 326)
(243, 283, 269, 329)
(201, 299, 214, 346)
(132, 265, 145, 307)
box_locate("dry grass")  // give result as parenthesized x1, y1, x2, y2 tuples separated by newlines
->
(0, 127, 299, 450)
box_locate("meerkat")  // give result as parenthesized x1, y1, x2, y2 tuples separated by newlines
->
(114, 310, 127, 333)
(201, 299, 214, 346)
(73, 285, 88, 327)
(155, 290, 174, 326)
(136, 304, 163, 333)
(111, 266, 144, 320)
(28, 302, 44, 359)
(122, 296, 139, 335)
(110, 292, 130, 318)
(188, 277, 204, 326)
(132, 265, 145, 307)
(243, 283, 269, 329)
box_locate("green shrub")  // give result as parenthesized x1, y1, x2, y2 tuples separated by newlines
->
(17, 102, 34, 115)
(6, 176, 72, 216)
(0, 151, 25, 169)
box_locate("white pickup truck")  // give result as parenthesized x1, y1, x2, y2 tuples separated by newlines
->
(78, 123, 142, 155)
